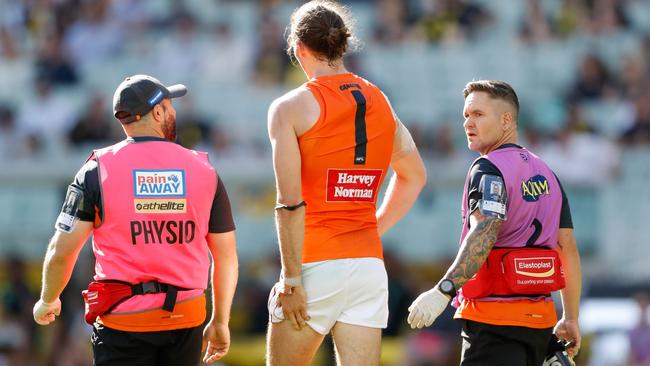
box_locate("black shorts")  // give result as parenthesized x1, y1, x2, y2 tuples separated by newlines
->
(459, 319, 553, 366)
(91, 324, 203, 366)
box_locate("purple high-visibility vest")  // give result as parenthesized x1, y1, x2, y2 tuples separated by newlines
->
(460, 146, 562, 249)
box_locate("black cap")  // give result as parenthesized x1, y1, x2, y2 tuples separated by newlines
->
(112, 74, 187, 124)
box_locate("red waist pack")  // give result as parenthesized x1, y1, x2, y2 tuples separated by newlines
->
(462, 247, 566, 299)
(82, 280, 134, 325)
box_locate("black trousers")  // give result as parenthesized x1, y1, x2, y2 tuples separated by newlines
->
(91, 324, 203, 366)
(460, 320, 553, 366)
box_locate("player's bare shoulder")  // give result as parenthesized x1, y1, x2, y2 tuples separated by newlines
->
(268, 86, 320, 136)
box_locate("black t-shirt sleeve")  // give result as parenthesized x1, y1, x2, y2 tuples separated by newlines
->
(555, 174, 574, 229)
(209, 175, 236, 233)
(62, 158, 101, 222)
(467, 158, 506, 214)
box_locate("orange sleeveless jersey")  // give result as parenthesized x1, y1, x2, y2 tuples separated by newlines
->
(299, 73, 395, 263)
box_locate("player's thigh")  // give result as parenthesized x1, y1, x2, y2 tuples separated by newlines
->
(266, 320, 325, 366)
(330, 322, 382, 366)
(268, 260, 347, 335)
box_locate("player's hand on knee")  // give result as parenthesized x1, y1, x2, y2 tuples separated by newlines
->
(33, 298, 61, 325)
(278, 284, 310, 330)
(407, 287, 450, 329)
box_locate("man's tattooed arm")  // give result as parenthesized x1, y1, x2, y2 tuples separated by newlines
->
(444, 210, 502, 288)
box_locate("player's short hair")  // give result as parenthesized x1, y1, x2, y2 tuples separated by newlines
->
(463, 80, 519, 118)
(286, 0, 358, 65)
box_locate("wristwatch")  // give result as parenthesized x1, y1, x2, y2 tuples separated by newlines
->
(437, 279, 457, 298)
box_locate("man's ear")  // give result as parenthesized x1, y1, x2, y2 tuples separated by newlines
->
(151, 104, 163, 122)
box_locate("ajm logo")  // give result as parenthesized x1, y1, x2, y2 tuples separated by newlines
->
(521, 175, 550, 202)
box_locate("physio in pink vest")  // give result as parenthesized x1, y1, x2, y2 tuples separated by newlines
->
(33, 75, 238, 365)
(407, 80, 582, 366)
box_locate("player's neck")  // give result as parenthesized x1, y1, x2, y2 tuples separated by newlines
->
(305, 61, 348, 79)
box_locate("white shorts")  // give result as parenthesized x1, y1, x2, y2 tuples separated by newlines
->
(268, 257, 388, 335)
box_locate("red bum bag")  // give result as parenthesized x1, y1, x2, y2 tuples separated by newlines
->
(461, 247, 566, 299)
(81, 280, 189, 325)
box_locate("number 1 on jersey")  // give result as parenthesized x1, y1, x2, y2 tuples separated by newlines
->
(351, 90, 367, 165)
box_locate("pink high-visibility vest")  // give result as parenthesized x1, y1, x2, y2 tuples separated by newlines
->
(459, 146, 562, 249)
(457, 146, 562, 302)
(93, 139, 216, 313)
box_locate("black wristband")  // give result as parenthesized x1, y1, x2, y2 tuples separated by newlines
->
(274, 201, 307, 211)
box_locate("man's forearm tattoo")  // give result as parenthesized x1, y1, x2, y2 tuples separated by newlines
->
(446, 217, 501, 288)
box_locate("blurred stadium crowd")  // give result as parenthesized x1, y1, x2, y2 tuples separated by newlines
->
(1, 0, 650, 365)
